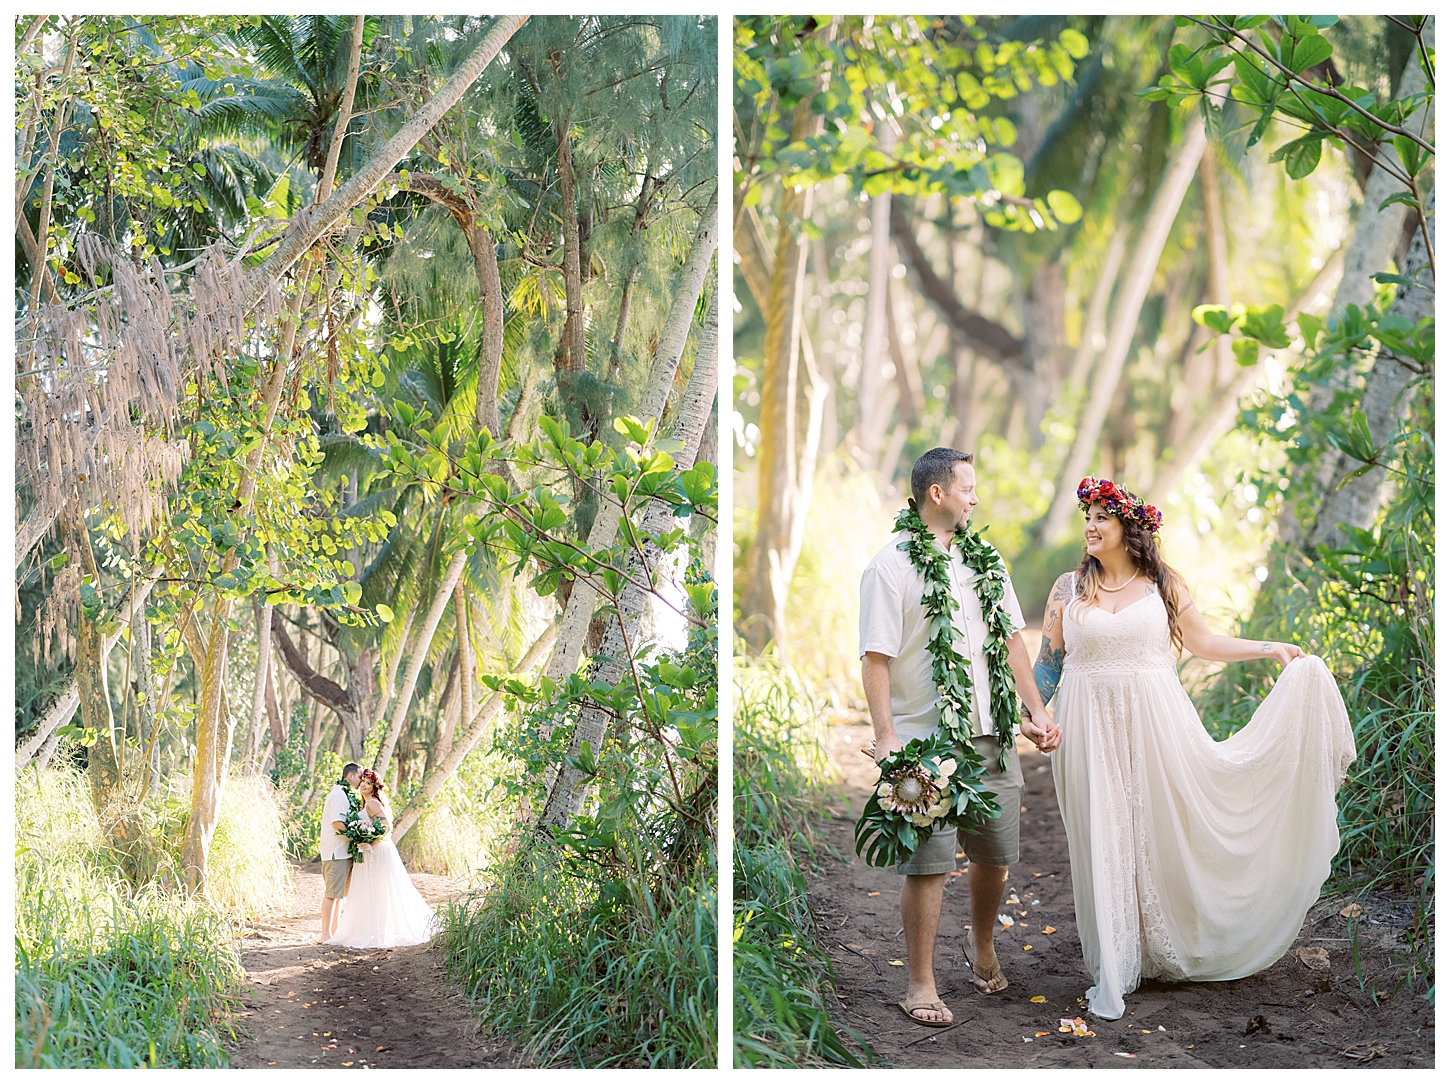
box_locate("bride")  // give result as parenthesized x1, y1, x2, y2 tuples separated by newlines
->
(326, 769, 437, 949)
(1033, 478, 1356, 1021)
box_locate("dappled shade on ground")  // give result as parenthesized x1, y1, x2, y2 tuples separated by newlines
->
(228, 859, 517, 1069)
(816, 720, 1434, 1068)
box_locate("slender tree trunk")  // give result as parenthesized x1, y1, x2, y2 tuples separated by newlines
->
(24, 33, 76, 322)
(539, 291, 719, 827)
(393, 623, 557, 841)
(1039, 114, 1208, 542)
(607, 163, 658, 381)
(740, 143, 829, 653)
(857, 123, 897, 469)
(60, 501, 137, 845)
(1065, 219, 1129, 388)
(1307, 190, 1434, 550)
(541, 193, 717, 684)
(373, 549, 469, 774)
(246, 567, 274, 767)
(15, 578, 155, 768)
(555, 115, 587, 374)
(1147, 248, 1345, 502)
(1272, 39, 1434, 554)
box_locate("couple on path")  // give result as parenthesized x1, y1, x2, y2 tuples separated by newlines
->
(319, 764, 436, 949)
(860, 448, 1355, 1025)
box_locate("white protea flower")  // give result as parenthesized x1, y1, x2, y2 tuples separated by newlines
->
(879, 765, 942, 820)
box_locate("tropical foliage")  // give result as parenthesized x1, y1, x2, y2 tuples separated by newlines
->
(16, 13, 717, 1067)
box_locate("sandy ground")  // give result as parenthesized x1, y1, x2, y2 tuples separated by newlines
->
(811, 718, 1434, 1069)
(227, 859, 519, 1069)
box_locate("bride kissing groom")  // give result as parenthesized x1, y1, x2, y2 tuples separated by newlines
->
(319, 764, 437, 949)
(860, 447, 1353, 1027)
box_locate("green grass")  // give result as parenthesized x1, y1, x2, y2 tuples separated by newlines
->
(733, 660, 868, 1067)
(14, 764, 251, 1068)
(435, 846, 716, 1067)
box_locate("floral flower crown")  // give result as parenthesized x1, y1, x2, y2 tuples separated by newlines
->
(1076, 477, 1163, 534)
(358, 768, 384, 795)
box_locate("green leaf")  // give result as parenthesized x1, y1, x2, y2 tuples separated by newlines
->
(1192, 304, 1236, 335)
(1240, 303, 1291, 348)
(1269, 133, 1322, 179)
(1393, 134, 1428, 178)
(1377, 190, 1421, 213)
(1289, 33, 1333, 74)
(375, 603, 395, 623)
(342, 581, 362, 606)
(1059, 28, 1089, 59)
(1231, 338, 1260, 367)
(612, 415, 651, 445)
(1045, 189, 1082, 224)
(1296, 312, 1322, 349)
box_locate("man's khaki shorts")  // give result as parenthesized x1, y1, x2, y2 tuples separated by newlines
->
(895, 734, 1024, 875)
(321, 858, 352, 899)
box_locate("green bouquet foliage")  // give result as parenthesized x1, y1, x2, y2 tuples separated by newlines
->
(854, 733, 1000, 868)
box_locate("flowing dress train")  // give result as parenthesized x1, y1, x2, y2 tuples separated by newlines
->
(325, 803, 436, 949)
(1051, 588, 1355, 1020)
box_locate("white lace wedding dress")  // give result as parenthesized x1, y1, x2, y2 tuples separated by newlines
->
(325, 802, 437, 949)
(1051, 585, 1355, 1020)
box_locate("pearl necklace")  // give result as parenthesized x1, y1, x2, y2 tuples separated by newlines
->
(1097, 570, 1140, 593)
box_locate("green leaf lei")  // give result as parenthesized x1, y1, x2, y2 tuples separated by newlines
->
(893, 501, 1022, 771)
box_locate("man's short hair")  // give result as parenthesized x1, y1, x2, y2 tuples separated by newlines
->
(911, 447, 975, 507)
(342, 762, 362, 779)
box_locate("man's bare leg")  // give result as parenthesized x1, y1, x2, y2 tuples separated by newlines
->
(320, 896, 338, 943)
(966, 862, 1010, 993)
(900, 872, 951, 1022)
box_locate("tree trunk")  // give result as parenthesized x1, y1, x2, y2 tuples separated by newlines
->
(393, 623, 557, 841)
(1306, 190, 1433, 551)
(1272, 40, 1434, 553)
(538, 290, 719, 828)
(1147, 247, 1345, 503)
(60, 501, 134, 844)
(15, 578, 155, 768)
(607, 163, 658, 381)
(555, 114, 587, 374)
(1065, 219, 1129, 388)
(269, 610, 370, 759)
(1039, 114, 1208, 542)
(540, 192, 717, 684)
(388, 172, 506, 436)
(857, 124, 897, 470)
(373, 548, 469, 774)
(246, 574, 274, 768)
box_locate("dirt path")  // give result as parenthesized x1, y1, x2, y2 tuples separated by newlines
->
(813, 719, 1434, 1069)
(228, 859, 518, 1069)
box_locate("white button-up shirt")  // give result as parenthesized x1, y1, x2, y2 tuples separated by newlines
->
(859, 530, 1026, 742)
(320, 784, 352, 862)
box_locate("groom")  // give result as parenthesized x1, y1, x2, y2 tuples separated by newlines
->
(319, 762, 362, 943)
(859, 448, 1060, 1025)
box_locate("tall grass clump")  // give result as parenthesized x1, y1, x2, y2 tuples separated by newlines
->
(733, 659, 867, 1067)
(15, 764, 246, 1068)
(436, 849, 716, 1067)
(433, 597, 719, 1066)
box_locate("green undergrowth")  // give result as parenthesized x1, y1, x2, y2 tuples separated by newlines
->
(733, 660, 869, 1067)
(1193, 420, 1434, 1002)
(14, 764, 260, 1067)
(435, 846, 716, 1067)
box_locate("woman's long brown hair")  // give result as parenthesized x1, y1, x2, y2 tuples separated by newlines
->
(1073, 494, 1189, 652)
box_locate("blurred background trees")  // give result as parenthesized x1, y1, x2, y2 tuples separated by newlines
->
(16, 14, 717, 1067)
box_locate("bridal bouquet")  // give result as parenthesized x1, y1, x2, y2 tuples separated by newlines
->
(854, 733, 1001, 868)
(340, 784, 387, 862)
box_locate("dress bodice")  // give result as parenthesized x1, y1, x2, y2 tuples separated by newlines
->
(1063, 588, 1178, 675)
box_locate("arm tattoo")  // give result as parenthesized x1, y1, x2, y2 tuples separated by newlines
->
(1033, 634, 1065, 705)
(1261, 642, 1273, 653)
